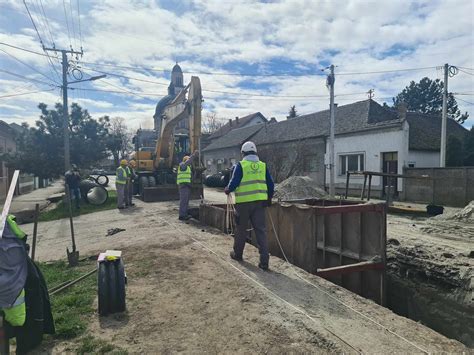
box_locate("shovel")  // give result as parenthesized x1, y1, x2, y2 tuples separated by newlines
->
(65, 185, 79, 266)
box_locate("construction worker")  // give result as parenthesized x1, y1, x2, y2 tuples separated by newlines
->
(0, 215, 55, 353)
(177, 151, 199, 220)
(64, 164, 81, 209)
(116, 159, 129, 210)
(225, 141, 274, 270)
(125, 160, 137, 207)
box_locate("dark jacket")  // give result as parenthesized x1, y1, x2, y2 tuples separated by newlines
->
(65, 170, 81, 189)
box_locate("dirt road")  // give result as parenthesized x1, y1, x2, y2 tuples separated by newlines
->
(23, 194, 467, 353)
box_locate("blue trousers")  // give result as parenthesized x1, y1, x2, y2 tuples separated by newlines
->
(69, 187, 81, 208)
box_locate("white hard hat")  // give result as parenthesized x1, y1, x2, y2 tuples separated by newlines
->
(241, 141, 257, 153)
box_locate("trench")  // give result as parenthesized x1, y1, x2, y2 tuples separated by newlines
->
(386, 261, 473, 347)
(196, 202, 473, 348)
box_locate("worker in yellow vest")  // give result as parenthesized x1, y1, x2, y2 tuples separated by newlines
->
(1, 215, 27, 328)
(224, 141, 274, 270)
(125, 160, 137, 207)
(177, 151, 199, 221)
(116, 159, 128, 210)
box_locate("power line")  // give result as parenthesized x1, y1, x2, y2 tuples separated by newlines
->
(0, 48, 58, 84)
(38, 0, 55, 47)
(69, 0, 77, 49)
(83, 67, 368, 98)
(458, 68, 474, 76)
(76, 0, 83, 49)
(0, 88, 55, 99)
(22, 1, 62, 82)
(62, 0, 72, 47)
(0, 68, 57, 87)
(455, 97, 474, 105)
(0, 42, 50, 57)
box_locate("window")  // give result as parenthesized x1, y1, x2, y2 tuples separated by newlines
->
(408, 162, 415, 168)
(339, 153, 364, 175)
(303, 155, 319, 172)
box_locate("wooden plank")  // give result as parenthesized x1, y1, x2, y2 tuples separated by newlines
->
(316, 261, 384, 277)
(0, 170, 19, 239)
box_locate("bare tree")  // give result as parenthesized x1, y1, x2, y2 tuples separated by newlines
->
(258, 140, 306, 182)
(106, 117, 133, 166)
(202, 112, 225, 134)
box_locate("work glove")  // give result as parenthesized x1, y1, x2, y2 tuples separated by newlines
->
(224, 187, 230, 195)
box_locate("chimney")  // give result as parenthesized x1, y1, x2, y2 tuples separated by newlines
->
(397, 102, 407, 120)
(269, 117, 277, 123)
(229, 119, 232, 127)
(235, 116, 239, 124)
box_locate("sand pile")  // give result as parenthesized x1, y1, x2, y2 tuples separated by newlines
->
(274, 176, 328, 200)
(452, 201, 474, 221)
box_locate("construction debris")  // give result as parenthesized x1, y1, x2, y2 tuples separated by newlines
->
(106, 228, 126, 236)
(431, 200, 474, 221)
(274, 176, 327, 200)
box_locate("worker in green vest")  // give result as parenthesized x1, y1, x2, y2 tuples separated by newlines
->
(177, 151, 199, 221)
(116, 159, 129, 210)
(1, 215, 27, 328)
(224, 141, 274, 270)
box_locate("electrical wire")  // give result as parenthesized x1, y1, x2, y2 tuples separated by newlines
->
(0, 49, 58, 84)
(0, 88, 55, 99)
(69, 0, 77, 49)
(38, 0, 55, 47)
(458, 68, 474, 76)
(0, 68, 57, 87)
(0, 42, 50, 58)
(62, 0, 72, 47)
(76, 0, 83, 49)
(22, 1, 62, 82)
(455, 97, 474, 105)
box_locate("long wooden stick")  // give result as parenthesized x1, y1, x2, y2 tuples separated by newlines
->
(0, 170, 20, 239)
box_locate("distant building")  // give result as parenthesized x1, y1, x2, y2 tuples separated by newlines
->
(208, 112, 267, 143)
(203, 99, 468, 197)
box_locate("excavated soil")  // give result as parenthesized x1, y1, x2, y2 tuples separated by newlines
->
(274, 176, 327, 201)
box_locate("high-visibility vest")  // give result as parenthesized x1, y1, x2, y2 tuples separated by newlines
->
(235, 160, 268, 204)
(3, 216, 27, 327)
(125, 166, 132, 181)
(3, 289, 25, 327)
(177, 165, 191, 185)
(116, 166, 128, 185)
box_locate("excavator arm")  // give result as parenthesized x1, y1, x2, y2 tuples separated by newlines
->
(154, 76, 202, 169)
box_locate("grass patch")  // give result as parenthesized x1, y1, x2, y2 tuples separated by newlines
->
(40, 259, 97, 339)
(76, 335, 127, 355)
(39, 190, 117, 222)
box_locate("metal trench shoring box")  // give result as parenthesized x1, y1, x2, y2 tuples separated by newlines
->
(265, 199, 387, 305)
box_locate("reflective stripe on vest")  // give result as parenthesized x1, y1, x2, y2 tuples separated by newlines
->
(116, 166, 127, 185)
(3, 289, 26, 327)
(235, 160, 268, 204)
(177, 165, 191, 184)
(7, 215, 26, 239)
(125, 166, 131, 181)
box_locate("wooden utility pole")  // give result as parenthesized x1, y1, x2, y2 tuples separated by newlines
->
(440, 63, 448, 167)
(43, 47, 83, 172)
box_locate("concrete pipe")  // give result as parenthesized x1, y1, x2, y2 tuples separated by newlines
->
(79, 180, 109, 205)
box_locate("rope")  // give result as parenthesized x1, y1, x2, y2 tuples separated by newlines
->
(267, 213, 429, 354)
(225, 194, 236, 235)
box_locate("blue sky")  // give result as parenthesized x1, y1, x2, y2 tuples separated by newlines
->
(0, 0, 473, 130)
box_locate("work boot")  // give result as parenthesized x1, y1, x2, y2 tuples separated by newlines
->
(230, 251, 243, 262)
(179, 215, 191, 221)
(258, 262, 269, 271)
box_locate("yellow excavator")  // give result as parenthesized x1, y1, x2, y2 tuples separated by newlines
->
(131, 76, 204, 202)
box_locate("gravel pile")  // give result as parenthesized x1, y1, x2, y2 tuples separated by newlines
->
(452, 200, 474, 221)
(274, 176, 328, 200)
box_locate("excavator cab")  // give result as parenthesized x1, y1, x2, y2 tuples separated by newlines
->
(132, 76, 205, 202)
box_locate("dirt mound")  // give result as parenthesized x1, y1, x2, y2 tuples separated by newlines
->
(274, 176, 328, 200)
(452, 201, 474, 220)
(432, 201, 474, 221)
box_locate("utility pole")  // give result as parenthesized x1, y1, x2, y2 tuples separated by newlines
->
(440, 63, 448, 167)
(43, 47, 105, 172)
(327, 65, 336, 197)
